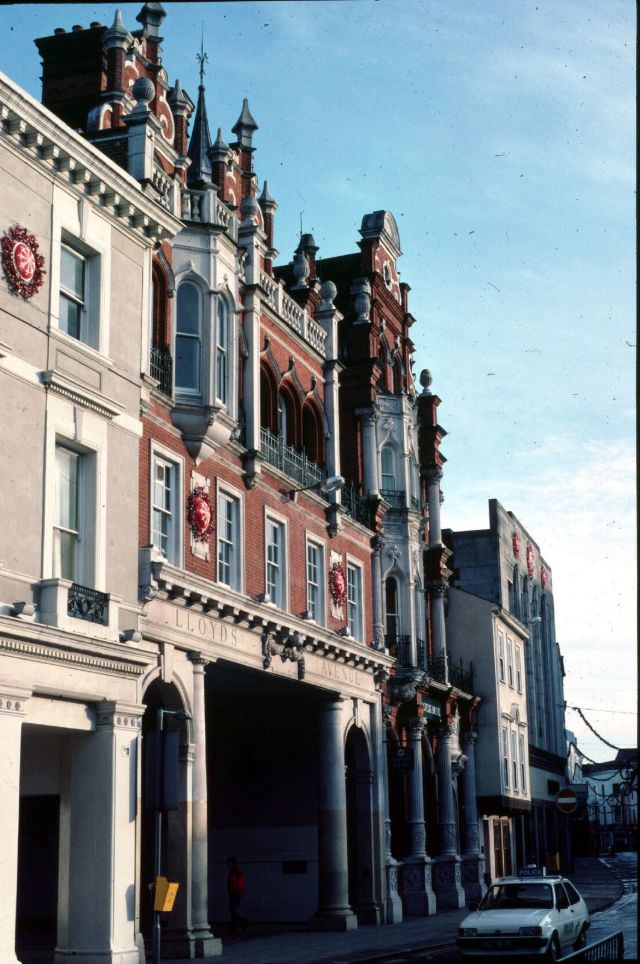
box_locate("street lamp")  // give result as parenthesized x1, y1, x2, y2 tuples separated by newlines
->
(288, 474, 344, 502)
(152, 708, 191, 964)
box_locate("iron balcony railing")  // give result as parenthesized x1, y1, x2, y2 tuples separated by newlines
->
(385, 634, 411, 663)
(67, 583, 109, 625)
(380, 488, 406, 510)
(150, 348, 173, 397)
(260, 427, 325, 488)
(450, 658, 474, 693)
(341, 479, 376, 529)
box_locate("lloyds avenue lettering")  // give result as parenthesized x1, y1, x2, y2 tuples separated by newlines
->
(149, 600, 239, 647)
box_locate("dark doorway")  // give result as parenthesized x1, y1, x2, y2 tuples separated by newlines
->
(16, 795, 59, 960)
(346, 726, 377, 922)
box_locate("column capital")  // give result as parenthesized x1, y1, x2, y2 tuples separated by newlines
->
(188, 651, 211, 669)
(424, 467, 443, 484)
(463, 730, 479, 748)
(95, 700, 145, 730)
(0, 684, 31, 717)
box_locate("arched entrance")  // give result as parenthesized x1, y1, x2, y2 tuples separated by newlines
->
(345, 725, 377, 922)
(140, 679, 192, 951)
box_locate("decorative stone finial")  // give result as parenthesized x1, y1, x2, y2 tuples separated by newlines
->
(240, 194, 260, 222)
(319, 279, 337, 310)
(168, 77, 189, 109)
(350, 277, 371, 324)
(419, 369, 433, 395)
(105, 8, 130, 43)
(232, 98, 258, 149)
(132, 76, 155, 105)
(258, 179, 277, 209)
(292, 246, 310, 289)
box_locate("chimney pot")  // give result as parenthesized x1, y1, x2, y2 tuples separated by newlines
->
(72, 24, 83, 32)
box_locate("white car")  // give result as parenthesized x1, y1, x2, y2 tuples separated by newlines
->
(457, 873, 590, 960)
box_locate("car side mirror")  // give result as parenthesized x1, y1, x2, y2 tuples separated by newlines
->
(468, 900, 479, 912)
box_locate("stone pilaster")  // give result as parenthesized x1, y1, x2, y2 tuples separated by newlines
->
(358, 409, 379, 497)
(402, 717, 436, 916)
(371, 535, 385, 651)
(56, 701, 144, 964)
(0, 687, 30, 964)
(313, 696, 357, 930)
(460, 731, 486, 903)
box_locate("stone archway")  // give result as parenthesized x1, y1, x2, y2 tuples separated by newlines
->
(345, 725, 378, 922)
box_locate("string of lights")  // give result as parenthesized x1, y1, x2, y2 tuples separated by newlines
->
(570, 707, 624, 751)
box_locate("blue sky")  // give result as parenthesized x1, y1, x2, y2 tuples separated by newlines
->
(2, 1, 635, 759)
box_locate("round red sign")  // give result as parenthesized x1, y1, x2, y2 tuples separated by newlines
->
(556, 788, 577, 814)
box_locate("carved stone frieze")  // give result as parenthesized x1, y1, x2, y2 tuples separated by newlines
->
(0, 635, 147, 677)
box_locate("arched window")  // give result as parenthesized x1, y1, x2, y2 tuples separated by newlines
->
(381, 445, 396, 492)
(302, 402, 324, 465)
(175, 281, 201, 393)
(215, 298, 230, 405)
(377, 341, 390, 392)
(385, 577, 400, 644)
(278, 388, 297, 447)
(260, 366, 277, 433)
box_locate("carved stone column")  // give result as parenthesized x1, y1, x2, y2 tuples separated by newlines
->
(371, 535, 385, 651)
(0, 687, 30, 964)
(313, 696, 358, 930)
(358, 409, 379, 497)
(189, 654, 221, 955)
(402, 717, 436, 916)
(432, 719, 466, 911)
(381, 708, 403, 923)
(461, 731, 486, 903)
(425, 467, 443, 545)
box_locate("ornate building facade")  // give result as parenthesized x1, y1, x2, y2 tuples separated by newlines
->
(1, 4, 482, 961)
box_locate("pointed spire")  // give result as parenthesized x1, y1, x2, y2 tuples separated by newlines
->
(231, 98, 258, 149)
(209, 127, 229, 161)
(168, 78, 188, 110)
(187, 80, 213, 187)
(258, 179, 277, 209)
(105, 8, 130, 44)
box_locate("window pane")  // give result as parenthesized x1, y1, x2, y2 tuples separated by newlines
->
(151, 457, 178, 563)
(177, 283, 199, 334)
(54, 529, 77, 581)
(61, 247, 84, 298)
(56, 447, 79, 530)
(175, 336, 200, 390)
(59, 294, 82, 339)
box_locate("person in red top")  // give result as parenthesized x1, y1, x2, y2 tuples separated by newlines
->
(227, 856, 248, 931)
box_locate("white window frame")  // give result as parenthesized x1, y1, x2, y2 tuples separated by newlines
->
(175, 279, 203, 396)
(519, 733, 527, 792)
(380, 445, 396, 492)
(346, 559, 364, 642)
(50, 189, 110, 356)
(264, 511, 287, 609)
(53, 442, 96, 586)
(57, 234, 102, 351)
(217, 484, 243, 591)
(306, 537, 325, 624)
(215, 295, 230, 406)
(515, 644, 523, 693)
(150, 447, 183, 566)
(497, 630, 506, 682)
(511, 729, 519, 789)
(502, 726, 510, 788)
(507, 638, 514, 688)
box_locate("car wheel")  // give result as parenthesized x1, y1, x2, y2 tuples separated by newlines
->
(573, 926, 587, 950)
(546, 934, 561, 961)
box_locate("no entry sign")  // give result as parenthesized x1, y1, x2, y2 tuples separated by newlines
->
(556, 788, 577, 814)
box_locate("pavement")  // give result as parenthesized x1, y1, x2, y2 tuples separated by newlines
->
(163, 855, 625, 964)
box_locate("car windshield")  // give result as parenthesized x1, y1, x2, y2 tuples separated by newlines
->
(479, 883, 554, 910)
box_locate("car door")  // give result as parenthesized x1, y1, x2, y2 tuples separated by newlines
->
(564, 880, 588, 935)
(553, 883, 576, 947)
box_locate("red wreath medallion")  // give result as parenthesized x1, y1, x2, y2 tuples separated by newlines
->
(1, 226, 46, 299)
(329, 562, 347, 607)
(540, 565, 547, 589)
(188, 488, 215, 542)
(512, 531, 520, 558)
(526, 542, 535, 579)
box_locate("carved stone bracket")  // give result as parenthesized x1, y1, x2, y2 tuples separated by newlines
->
(262, 628, 306, 679)
(388, 668, 426, 706)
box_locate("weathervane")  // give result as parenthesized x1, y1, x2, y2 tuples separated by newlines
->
(196, 24, 208, 86)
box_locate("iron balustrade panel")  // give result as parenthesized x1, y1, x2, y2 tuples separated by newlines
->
(380, 488, 406, 510)
(450, 660, 474, 693)
(150, 348, 173, 397)
(67, 583, 109, 625)
(260, 427, 325, 487)
(385, 634, 411, 664)
(341, 479, 375, 529)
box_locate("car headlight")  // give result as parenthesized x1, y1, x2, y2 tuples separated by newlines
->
(519, 926, 543, 936)
(459, 928, 478, 937)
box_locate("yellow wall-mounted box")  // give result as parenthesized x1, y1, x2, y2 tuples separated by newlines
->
(154, 876, 180, 912)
